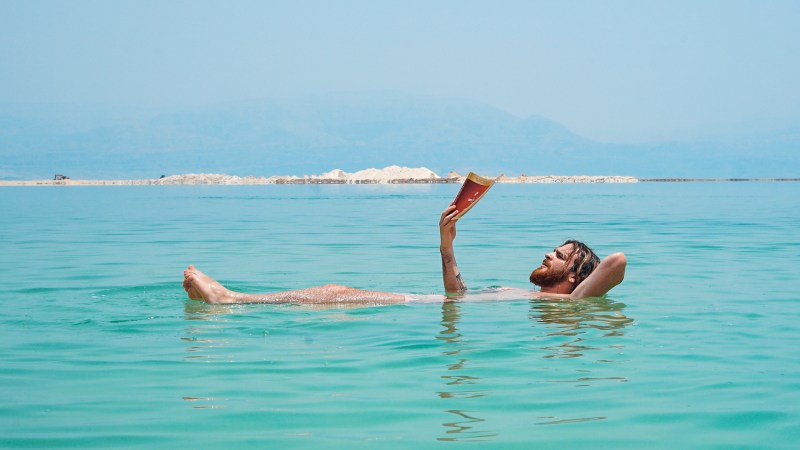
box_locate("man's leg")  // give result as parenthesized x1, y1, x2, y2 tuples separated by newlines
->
(182, 265, 407, 305)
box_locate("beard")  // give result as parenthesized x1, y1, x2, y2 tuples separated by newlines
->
(529, 265, 569, 288)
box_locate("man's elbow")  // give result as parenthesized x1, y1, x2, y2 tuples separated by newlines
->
(607, 252, 627, 283)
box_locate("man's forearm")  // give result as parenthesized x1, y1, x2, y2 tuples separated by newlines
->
(569, 252, 627, 299)
(440, 245, 467, 293)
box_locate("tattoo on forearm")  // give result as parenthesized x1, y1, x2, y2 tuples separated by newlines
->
(441, 248, 465, 291)
(455, 273, 466, 290)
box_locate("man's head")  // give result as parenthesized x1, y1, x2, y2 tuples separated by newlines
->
(529, 240, 600, 293)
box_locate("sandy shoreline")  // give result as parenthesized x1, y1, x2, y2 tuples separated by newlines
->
(0, 166, 639, 186)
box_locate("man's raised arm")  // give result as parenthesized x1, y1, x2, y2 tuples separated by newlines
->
(440, 205, 467, 293)
(569, 252, 627, 299)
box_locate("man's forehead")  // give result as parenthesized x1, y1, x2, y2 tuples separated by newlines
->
(556, 243, 576, 253)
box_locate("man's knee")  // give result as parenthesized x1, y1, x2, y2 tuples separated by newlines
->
(320, 283, 350, 291)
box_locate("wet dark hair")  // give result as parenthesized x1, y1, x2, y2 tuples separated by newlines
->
(563, 240, 601, 289)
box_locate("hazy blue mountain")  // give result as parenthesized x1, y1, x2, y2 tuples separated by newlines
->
(0, 93, 797, 179)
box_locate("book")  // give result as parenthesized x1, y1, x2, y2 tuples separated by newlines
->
(451, 172, 495, 219)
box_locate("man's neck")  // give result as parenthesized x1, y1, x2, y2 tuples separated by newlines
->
(537, 281, 573, 295)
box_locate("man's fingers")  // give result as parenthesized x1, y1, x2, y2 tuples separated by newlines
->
(439, 205, 460, 230)
(446, 209, 459, 221)
(440, 210, 459, 229)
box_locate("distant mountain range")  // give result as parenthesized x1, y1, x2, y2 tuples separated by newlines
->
(0, 92, 797, 179)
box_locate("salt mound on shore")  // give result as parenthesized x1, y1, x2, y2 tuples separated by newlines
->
(313, 165, 439, 183)
(158, 173, 243, 184)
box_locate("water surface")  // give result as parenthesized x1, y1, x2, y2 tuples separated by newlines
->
(1, 182, 798, 448)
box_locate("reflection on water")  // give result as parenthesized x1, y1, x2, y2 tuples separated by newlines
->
(440, 410, 494, 441)
(530, 296, 633, 359)
(436, 297, 634, 437)
(181, 396, 227, 409)
(180, 301, 234, 409)
(183, 299, 237, 320)
(536, 415, 607, 425)
(436, 301, 498, 442)
(530, 296, 633, 426)
(182, 301, 233, 362)
(179, 296, 634, 423)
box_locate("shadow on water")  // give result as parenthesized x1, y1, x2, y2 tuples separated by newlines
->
(435, 301, 498, 442)
(530, 296, 633, 359)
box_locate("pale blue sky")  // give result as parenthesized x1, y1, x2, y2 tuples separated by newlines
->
(1, 0, 798, 143)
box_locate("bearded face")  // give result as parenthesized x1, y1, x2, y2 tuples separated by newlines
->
(529, 263, 570, 287)
(529, 243, 577, 288)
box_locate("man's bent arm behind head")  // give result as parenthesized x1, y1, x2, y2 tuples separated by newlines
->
(569, 252, 627, 299)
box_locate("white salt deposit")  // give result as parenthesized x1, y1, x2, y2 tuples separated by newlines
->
(310, 165, 440, 183)
(0, 167, 641, 185)
(157, 173, 243, 185)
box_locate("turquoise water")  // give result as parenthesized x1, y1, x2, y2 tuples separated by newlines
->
(1, 182, 799, 448)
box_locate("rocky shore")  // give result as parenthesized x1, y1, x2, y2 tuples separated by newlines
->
(0, 166, 640, 186)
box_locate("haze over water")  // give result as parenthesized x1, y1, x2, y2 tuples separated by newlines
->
(2, 2, 799, 180)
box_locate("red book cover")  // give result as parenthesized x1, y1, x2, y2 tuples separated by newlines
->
(451, 172, 495, 219)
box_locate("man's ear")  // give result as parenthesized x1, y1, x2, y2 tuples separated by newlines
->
(568, 273, 576, 285)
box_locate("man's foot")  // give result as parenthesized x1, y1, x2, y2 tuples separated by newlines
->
(182, 274, 202, 300)
(183, 265, 235, 304)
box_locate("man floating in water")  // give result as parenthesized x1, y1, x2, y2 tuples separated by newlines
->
(183, 205, 626, 304)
